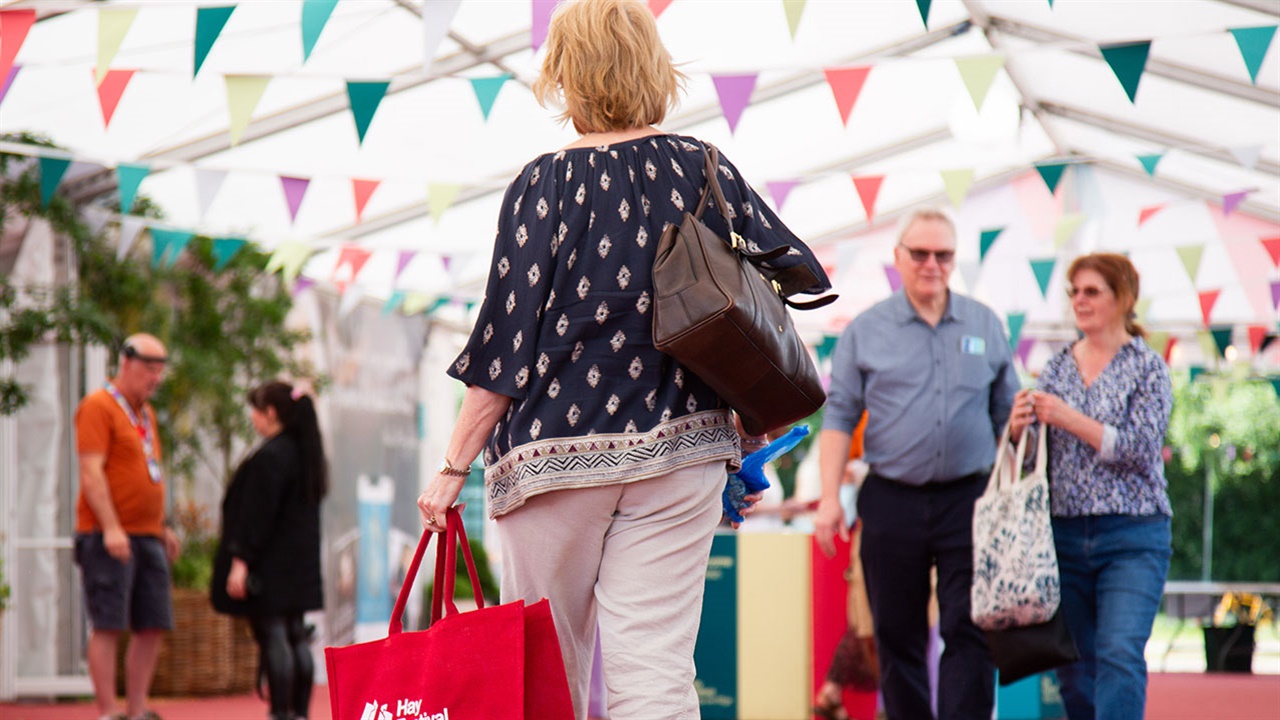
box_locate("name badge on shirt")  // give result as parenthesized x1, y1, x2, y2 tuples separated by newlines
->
(961, 336, 986, 355)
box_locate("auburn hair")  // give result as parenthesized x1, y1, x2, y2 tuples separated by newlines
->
(1067, 252, 1146, 339)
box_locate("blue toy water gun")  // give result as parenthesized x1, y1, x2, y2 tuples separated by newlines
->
(722, 424, 810, 523)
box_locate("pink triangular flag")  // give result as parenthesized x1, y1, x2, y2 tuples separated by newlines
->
(648, 0, 674, 18)
(531, 0, 561, 51)
(442, 255, 453, 273)
(711, 74, 758, 134)
(765, 180, 799, 212)
(823, 66, 871, 127)
(1222, 189, 1251, 216)
(94, 69, 136, 128)
(1247, 325, 1267, 354)
(393, 250, 416, 284)
(280, 176, 311, 223)
(0, 10, 36, 86)
(1138, 204, 1164, 226)
(1198, 289, 1220, 326)
(852, 175, 884, 220)
(1260, 236, 1280, 267)
(884, 264, 902, 292)
(352, 178, 380, 224)
(331, 245, 373, 294)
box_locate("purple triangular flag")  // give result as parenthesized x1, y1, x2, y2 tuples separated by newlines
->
(1222, 189, 1251, 216)
(280, 175, 311, 223)
(765, 180, 799, 212)
(531, 0, 560, 51)
(1271, 280, 1280, 310)
(291, 276, 315, 297)
(0, 64, 19, 108)
(1015, 337, 1035, 368)
(711, 74, 758, 134)
(394, 250, 415, 284)
(884, 264, 902, 293)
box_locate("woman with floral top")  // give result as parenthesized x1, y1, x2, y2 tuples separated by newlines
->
(414, 1, 830, 718)
(1009, 253, 1172, 720)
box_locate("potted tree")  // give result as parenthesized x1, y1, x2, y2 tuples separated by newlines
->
(1204, 592, 1271, 673)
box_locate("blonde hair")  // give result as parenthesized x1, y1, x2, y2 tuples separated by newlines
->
(532, 0, 684, 134)
(1067, 252, 1146, 338)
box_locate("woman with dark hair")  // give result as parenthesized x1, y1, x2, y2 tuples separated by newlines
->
(1009, 253, 1172, 719)
(213, 381, 328, 720)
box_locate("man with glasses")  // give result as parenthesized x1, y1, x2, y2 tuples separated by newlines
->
(815, 209, 1018, 719)
(74, 333, 180, 720)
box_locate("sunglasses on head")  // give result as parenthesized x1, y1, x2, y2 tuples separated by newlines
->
(1066, 286, 1108, 299)
(123, 344, 169, 365)
(898, 245, 955, 265)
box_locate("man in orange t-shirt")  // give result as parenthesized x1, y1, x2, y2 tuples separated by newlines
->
(74, 333, 180, 720)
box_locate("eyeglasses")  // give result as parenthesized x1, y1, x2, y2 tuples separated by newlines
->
(898, 245, 955, 265)
(1065, 286, 1109, 299)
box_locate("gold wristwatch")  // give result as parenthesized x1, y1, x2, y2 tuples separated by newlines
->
(437, 458, 471, 477)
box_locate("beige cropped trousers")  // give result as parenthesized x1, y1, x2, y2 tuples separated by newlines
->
(495, 460, 727, 720)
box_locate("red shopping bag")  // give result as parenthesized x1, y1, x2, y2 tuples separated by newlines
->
(325, 508, 573, 720)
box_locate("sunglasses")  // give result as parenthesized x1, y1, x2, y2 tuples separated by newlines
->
(898, 245, 955, 265)
(1065, 286, 1108, 299)
(123, 344, 169, 365)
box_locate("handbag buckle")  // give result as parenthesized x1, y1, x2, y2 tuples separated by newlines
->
(730, 231, 745, 250)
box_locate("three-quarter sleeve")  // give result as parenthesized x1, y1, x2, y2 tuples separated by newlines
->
(1098, 354, 1172, 469)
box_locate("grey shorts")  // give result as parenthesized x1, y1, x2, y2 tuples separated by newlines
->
(74, 533, 174, 632)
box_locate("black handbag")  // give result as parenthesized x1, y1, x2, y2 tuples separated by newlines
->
(984, 608, 1080, 685)
(651, 145, 835, 436)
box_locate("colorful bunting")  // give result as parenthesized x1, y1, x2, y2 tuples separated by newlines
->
(1099, 41, 1151, 103)
(38, 157, 71, 208)
(1146, 331, 1169, 359)
(1209, 326, 1233, 359)
(1163, 336, 1178, 365)
(765, 180, 800, 212)
(1138, 204, 1165, 226)
(1222, 189, 1252, 216)
(884, 264, 902, 293)
(1271, 280, 1280, 311)
(195, 168, 228, 221)
(954, 54, 1004, 112)
(711, 74, 758, 134)
(1136, 152, 1164, 177)
(1015, 337, 1035, 368)
(225, 75, 271, 146)
(150, 228, 193, 269)
(1189, 365, 1206, 382)
(116, 216, 145, 261)
(1196, 331, 1218, 364)
(957, 261, 981, 294)
(95, 69, 136, 128)
(1247, 325, 1267, 355)
(979, 227, 1004, 261)
(265, 241, 313, 284)
(815, 334, 838, 363)
(393, 250, 416, 285)
(1034, 161, 1068, 195)
(301, 0, 340, 62)
(1271, 377, 1280, 400)
(428, 183, 462, 225)
(96, 8, 138, 85)
(292, 276, 315, 298)
(194, 6, 236, 78)
(352, 178, 380, 224)
(1054, 213, 1085, 248)
(649, 0, 674, 18)
(332, 245, 372, 294)
(115, 162, 149, 215)
(382, 289, 406, 316)
(1261, 236, 1280, 267)
(0, 64, 18, 108)
(402, 292, 435, 316)
(940, 169, 974, 208)
(422, 0, 462, 73)
(280, 176, 311, 223)
(1229, 25, 1276, 85)
(1198, 289, 1220, 326)
(0, 9, 36, 88)
(532, 0, 561, 51)
(346, 80, 390, 144)
(470, 74, 511, 121)
(1029, 258, 1056, 298)
(915, 0, 932, 29)
(1006, 312, 1026, 351)
(783, 0, 806, 41)
(211, 236, 247, 271)
(1176, 245, 1203, 284)
(823, 66, 871, 127)
(852, 175, 884, 221)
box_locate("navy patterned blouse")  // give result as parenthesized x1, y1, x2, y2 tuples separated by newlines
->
(1036, 337, 1173, 517)
(448, 134, 830, 517)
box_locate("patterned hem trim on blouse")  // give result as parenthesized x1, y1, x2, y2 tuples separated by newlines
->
(484, 409, 740, 517)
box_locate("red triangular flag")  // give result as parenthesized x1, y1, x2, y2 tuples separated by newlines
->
(352, 178, 380, 224)
(1198, 289, 1220, 327)
(331, 245, 373, 294)
(852, 175, 884, 221)
(823, 66, 872, 127)
(1247, 325, 1267, 354)
(1138, 204, 1164, 226)
(648, 0, 673, 18)
(1163, 336, 1177, 364)
(94, 69, 136, 128)
(1261, 236, 1280, 267)
(0, 9, 36, 85)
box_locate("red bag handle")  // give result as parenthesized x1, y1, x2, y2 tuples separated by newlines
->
(387, 507, 485, 636)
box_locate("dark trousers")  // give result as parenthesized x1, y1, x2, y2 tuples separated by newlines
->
(858, 473, 994, 720)
(249, 612, 314, 720)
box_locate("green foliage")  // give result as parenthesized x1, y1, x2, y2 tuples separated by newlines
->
(168, 500, 216, 590)
(420, 539, 500, 629)
(1165, 371, 1280, 582)
(0, 557, 11, 612)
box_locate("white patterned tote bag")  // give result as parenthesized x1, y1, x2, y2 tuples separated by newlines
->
(970, 422, 1060, 631)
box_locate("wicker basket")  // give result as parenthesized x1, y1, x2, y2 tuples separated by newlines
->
(226, 615, 260, 693)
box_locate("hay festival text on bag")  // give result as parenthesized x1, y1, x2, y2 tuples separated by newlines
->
(652, 144, 835, 436)
(324, 508, 573, 720)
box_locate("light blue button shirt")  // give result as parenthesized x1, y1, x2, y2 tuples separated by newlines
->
(826, 291, 1019, 485)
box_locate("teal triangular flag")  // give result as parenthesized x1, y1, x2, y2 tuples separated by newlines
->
(38, 157, 72, 207)
(1007, 312, 1026, 351)
(979, 227, 1004, 261)
(1047, 0, 1054, 6)
(1035, 162, 1068, 195)
(1030, 258, 1056, 299)
(382, 290, 406, 316)
(1137, 153, 1163, 177)
(346, 80, 390, 145)
(1209, 326, 1233, 359)
(1270, 376, 1280, 399)
(194, 5, 236, 78)
(1189, 366, 1206, 383)
(150, 228, 194, 269)
(301, 0, 340, 62)
(1100, 41, 1151, 103)
(816, 334, 838, 363)
(1229, 26, 1277, 85)
(915, 0, 931, 28)
(116, 162, 149, 215)
(470, 74, 511, 121)
(211, 236, 247, 271)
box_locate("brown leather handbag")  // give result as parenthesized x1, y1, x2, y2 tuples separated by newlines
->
(652, 145, 835, 436)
